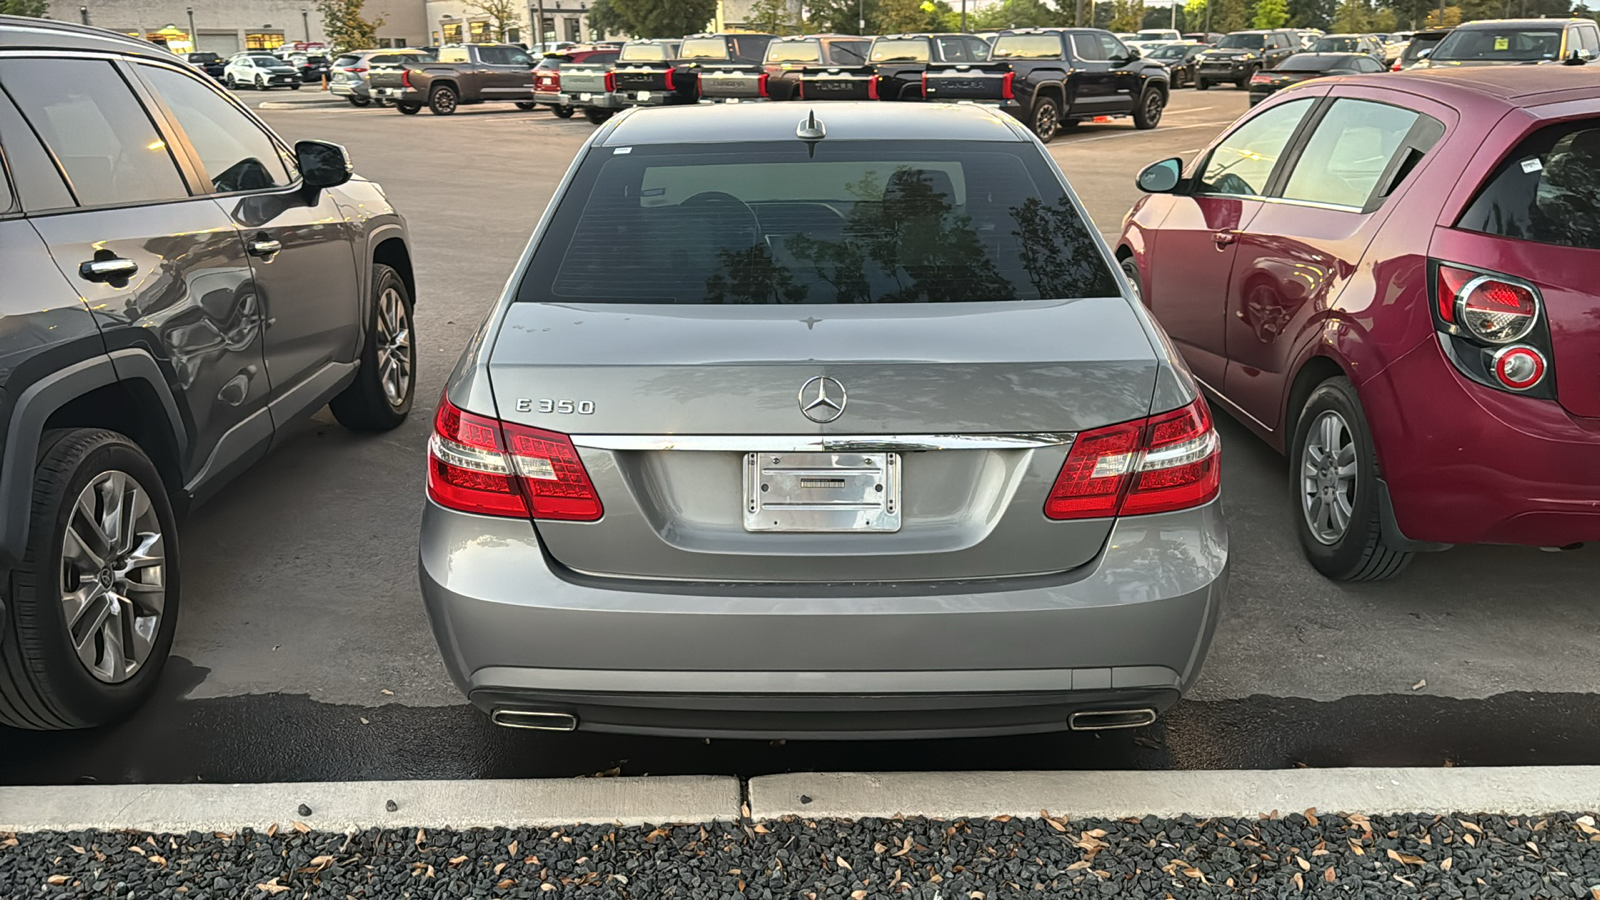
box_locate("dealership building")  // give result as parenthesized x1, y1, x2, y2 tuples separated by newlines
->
(46, 1, 429, 54)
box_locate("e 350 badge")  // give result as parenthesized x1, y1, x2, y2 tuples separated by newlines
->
(515, 399, 596, 414)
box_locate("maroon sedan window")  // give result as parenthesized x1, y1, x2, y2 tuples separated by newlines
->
(1457, 120, 1600, 251)
(1280, 100, 1427, 208)
(1196, 97, 1313, 197)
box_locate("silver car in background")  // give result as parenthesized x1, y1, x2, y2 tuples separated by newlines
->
(419, 103, 1228, 739)
(330, 48, 433, 107)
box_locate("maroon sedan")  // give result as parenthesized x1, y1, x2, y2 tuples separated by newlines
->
(1117, 67, 1600, 580)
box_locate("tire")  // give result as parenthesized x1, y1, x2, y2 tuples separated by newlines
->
(255, 75, 267, 91)
(584, 107, 613, 124)
(1237, 67, 1256, 88)
(397, 102, 422, 115)
(0, 430, 179, 730)
(1132, 87, 1165, 130)
(290, 84, 302, 91)
(1029, 94, 1062, 143)
(429, 84, 459, 115)
(553, 104, 575, 118)
(225, 74, 236, 89)
(1196, 78, 1209, 90)
(1290, 377, 1413, 581)
(515, 101, 538, 110)
(1119, 256, 1144, 305)
(330, 264, 416, 431)
(348, 96, 371, 107)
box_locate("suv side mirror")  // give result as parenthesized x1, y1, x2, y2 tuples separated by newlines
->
(1137, 157, 1183, 193)
(296, 140, 353, 189)
(1564, 48, 1588, 65)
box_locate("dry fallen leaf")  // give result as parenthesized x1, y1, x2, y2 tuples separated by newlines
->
(1324, 866, 1336, 883)
(498, 878, 516, 889)
(148, 854, 167, 866)
(836, 855, 852, 870)
(1441, 857, 1453, 871)
(255, 879, 290, 895)
(47, 875, 71, 886)
(449, 855, 468, 866)
(1296, 856, 1311, 871)
(1304, 808, 1319, 827)
(1412, 679, 1427, 690)
(1387, 849, 1425, 866)
(292, 822, 310, 834)
(1066, 860, 1092, 871)
(1292, 872, 1304, 891)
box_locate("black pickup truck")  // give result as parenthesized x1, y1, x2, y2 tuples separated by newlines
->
(603, 38, 683, 106)
(789, 32, 991, 101)
(923, 28, 1168, 141)
(699, 34, 870, 101)
(613, 32, 773, 106)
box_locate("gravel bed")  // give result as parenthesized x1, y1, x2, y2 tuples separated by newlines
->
(5, 810, 1600, 898)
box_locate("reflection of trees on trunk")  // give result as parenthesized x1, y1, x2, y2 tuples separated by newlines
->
(1010, 195, 1120, 300)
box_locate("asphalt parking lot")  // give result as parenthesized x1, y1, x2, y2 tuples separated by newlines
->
(7, 88, 1599, 785)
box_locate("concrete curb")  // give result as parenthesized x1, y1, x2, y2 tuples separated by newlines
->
(258, 94, 350, 110)
(747, 767, 1600, 821)
(0, 776, 740, 833)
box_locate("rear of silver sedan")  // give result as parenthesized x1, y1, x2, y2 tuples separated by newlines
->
(419, 103, 1227, 739)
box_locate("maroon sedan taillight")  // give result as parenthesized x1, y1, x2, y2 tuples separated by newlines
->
(1430, 260, 1554, 397)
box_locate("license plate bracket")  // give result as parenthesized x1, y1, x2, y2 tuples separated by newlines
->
(743, 452, 901, 533)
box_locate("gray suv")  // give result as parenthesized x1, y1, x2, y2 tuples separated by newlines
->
(0, 16, 417, 729)
(329, 48, 435, 107)
(419, 103, 1228, 738)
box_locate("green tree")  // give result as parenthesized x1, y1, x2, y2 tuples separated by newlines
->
(1331, 0, 1369, 31)
(747, 0, 799, 32)
(1424, 4, 1461, 25)
(1288, 0, 1333, 27)
(1253, 0, 1288, 26)
(1108, 0, 1145, 30)
(314, 0, 385, 51)
(1210, 0, 1249, 31)
(972, 0, 1066, 28)
(0, 0, 47, 15)
(465, 0, 521, 40)
(879, 0, 933, 31)
(609, 0, 716, 36)
(588, 0, 629, 37)
(1184, 0, 1208, 28)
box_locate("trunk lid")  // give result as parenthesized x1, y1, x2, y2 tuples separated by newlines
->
(798, 65, 877, 100)
(487, 300, 1161, 582)
(611, 62, 672, 92)
(558, 66, 610, 97)
(923, 63, 1012, 101)
(696, 62, 764, 98)
(367, 65, 409, 89)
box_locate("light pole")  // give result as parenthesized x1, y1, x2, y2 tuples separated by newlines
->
(858, 0, 864, 35)
(79, 5, 89, 24)
(301, 8, 310, 43)
(961, 0, 967, 32)
(186, 6, 195, 46)
(1171, 0, 1177, 28)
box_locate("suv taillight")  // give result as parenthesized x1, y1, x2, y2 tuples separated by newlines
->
(867, 74, 879, 100)
(920, 71, 928, 97)
(604, 71, 616, 92)
(1044, 398, 1220, 520)
(758, 72, 769, 97)
(1430, 260, 1552, 396)
(401, 68, 412, 88)
(1001, 71, 1015, 99)
(428, 397, 603, 521)
(665, 67, 676, 90)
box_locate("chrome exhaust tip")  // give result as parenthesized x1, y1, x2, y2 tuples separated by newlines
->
(490, 709, 579, 731)
(1068, 708, 1158, 731)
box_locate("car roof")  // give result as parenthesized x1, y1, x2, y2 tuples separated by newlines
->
(0, 13, 185, 60)
(1309, 67, 1600, 108)
(601, 101, 1030, 146)
(1451, 17, 1586, 27)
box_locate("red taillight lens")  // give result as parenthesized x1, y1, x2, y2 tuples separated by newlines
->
(401, 69, 412, 88)
(345, 66, 368, 73)
(604, 71, 616, 92)
(1045, 398, 1220, 520)
(427, 397, 602, 521)
(1436, 263, 1539, 344)
(920, 72, 929, 97)
(1249, 73, 1271, 84)
(867, 75, 879, 100)
(665, 67, 676, 90)
(1001, 71, 1015, 99)
(758, 72, 769, 97)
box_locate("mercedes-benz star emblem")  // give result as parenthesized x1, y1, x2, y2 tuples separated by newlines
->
(798, 376, 847, 424)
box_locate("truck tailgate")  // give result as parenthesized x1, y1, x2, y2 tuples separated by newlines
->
(696, 63, 764, 99)
(798, 65, 877, 100)
(368, 65, 409, 90)
(922, 63, 1013, 101)
(560, 67, 611, 97)
(611, 62, 672, 92)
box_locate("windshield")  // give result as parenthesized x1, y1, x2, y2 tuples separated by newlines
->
(869, 39, 930, 62)
(333, 55, 360, 67)
(1432, 26, 1563, 61)
(1313, 37, 1360, 52)
(620, 43, 670, 62)
(189, 52, 219, 62)
(768, 42, 823, 63)
(991, 34, 1062, 59)
(1150, 44, 1193, 59)
(1278, 54, 1347, 71)
(678, 38, 731, 60)
(1217, 33, 1265, 49)
(1136, 31, 1177, 40)
(249, 56, 282, 66)
(519, 140, 1118, 305)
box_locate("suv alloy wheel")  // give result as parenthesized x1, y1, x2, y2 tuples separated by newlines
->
(429, 84, 458, 115)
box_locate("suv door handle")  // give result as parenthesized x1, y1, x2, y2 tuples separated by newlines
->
(1212, 230, 1237, 247)
(248, 238, 282, 257)
(79, 257, 138, 281)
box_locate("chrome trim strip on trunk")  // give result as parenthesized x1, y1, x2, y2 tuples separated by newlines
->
(570, 433, 1077, 452)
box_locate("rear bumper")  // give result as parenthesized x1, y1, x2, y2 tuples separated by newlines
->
(563, 91, 624, 109)
(371, 87, 422, 103)
(533, 90, 564, 104)
(418, 499, 1228, 738)
(330, 81, 367, 97)
(1364, 337, 1600, 546)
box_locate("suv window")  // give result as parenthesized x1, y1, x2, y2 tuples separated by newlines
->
(140, 64, 294, 193)
(829, 40, 869, 64)
(1099, 33, 1131, 59)
(678, 38, 730, 60)
(935, 36, 972, 62)
(992, 34, 1063, 59)
(0, 89, 74, 211)
(870, 39, 931, 62)
(478, 46, 531, 66)
(519, 141, 1119, 304)
(1281, 100, 1424, 207)
(1198, 97, 1313, 196)
(620, 43, 669, 62)
(0, 58, 188, 207)
(334, 54, 362, 67)
(1071, 34, 1107, 60)
(966, 36, 992, 59)
(1457, 119, 1600, 251)
(768, 41, 822, 63)
(1577, 24, 1599, 55)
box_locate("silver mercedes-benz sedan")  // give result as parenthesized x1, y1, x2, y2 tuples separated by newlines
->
(419, 102, 1228, 739)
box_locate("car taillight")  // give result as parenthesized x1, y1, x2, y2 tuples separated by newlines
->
(1391, 61, 1402, 71)
(1001, 71, 1015, 99)
(401, 69, 412, 88)
(428, 397, 602, 521)
(665, 68, 676, 90)
(1435, 263, 1538, 344)
(604, 71, 616, 92)
(920, 72, 928, 97)
(1249, 73, 1272, 84)
(1492, 345, 1547, 391)
(797, 79, 804, 99)
(758, 72, 769, 97)
(345, 66, 367, 73)
(1044, 397, 1220, 520)
(867, 75, 879, 100)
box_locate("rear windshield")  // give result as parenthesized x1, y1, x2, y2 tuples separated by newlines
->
(1217, 33, 1265, 49)
(1137, 31, 1177, 40)
(1432, 26, 1563, 62)
(678, 38, 730, 60)
(1313, 36, 1360, 52)
(869, 39, 931, 62)
(991, 35, 1062, 59)
(517, 141, 1118, 305)
(189, 52, 219, 62)
(1457, 120, 1600, 251)
(1278, 53, 1348, 71)
(1149, 44, 1194, 59)
(620, 43, 670, 62)
(1401, 32, 1446, 61)
(333, 54, 361, 67)
(249, 55, 282, 66)
(769, 41, 823, 63)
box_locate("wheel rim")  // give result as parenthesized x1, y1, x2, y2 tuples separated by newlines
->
(1145, 91, 1163, 124)
(1035, 103, 1057, 140)
(436, 90, 456, 112)
(1300, 411, 1358, 545)
(375, 287, 412, 408)
(60, 471, 166, 684)
(1121, 261, 1142, 303)
(256, 76, 265, 88)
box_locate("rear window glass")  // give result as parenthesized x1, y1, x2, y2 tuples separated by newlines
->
(517, 141, 1118, 305)
(768, 42, 823, 63)
(620, 43, 670, 62)
(1278, 53, 1349, 71)
(333, 55, 361, 67)
(1312, 37, 1360, 52)
(1433, 26, 1563, 62)
(1217, 33, 1265, 49)
(870, 39, 930, 62)
(1457, 120, 1600, 251)
(991, 35, 1062, 59)
(679, 38, 730, 60)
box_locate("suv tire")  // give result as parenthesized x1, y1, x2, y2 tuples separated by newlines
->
(0, 430, 179, 730)
(1132, 87, 1165, 129)
(584, 107, 613, 124)
(553, 105, 575, 118)
(396, 102, 421, 115)
(1291, 377, 1413, 581)
(348, 96, 371, 107)
(1030, 94, 1062, 143)
(1237, 66, 1256, 88)
(330, 264, 416, 431)
(429, 84, 459, 115)
(1196, 77, 1209, 90)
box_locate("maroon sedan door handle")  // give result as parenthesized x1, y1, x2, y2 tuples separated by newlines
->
(1212, 230, 1237, 247)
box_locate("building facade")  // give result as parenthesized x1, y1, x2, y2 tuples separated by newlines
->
(422, 0, 596, 47)
(47, 1, 429, 54)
